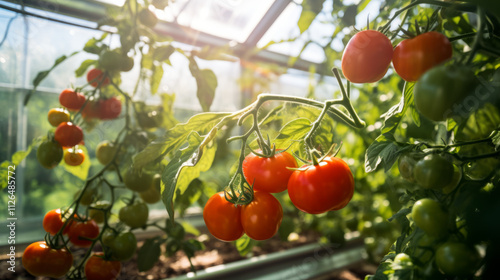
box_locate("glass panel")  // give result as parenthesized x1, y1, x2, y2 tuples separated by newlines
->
(174, 0, 275, 43)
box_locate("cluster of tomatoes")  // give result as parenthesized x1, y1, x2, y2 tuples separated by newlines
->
(21, 170, 161, 279)
(37, 68, 122, 170)
(203, 149, 355, 242)
(341, 29, 477, 123)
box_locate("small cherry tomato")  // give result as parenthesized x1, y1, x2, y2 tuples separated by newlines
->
(341, 30, 393, 83)
(96, 140, 117, 165)
(84, 252, 121, 280)
(203, 192, 244, 241)
(119, 201, 149, 228)
(37, 140, 63, 169)
(81, 99, 101, 119)
(54, 122, 84, 147)
(59, 88, 86, 111)
(140, 174, 162, 204)
(123, 168, 154, 192)
(435, 242, 481, 277)
(411, 198, 449, 238)
(288, 157, 354, 214)
(42, 209, 65, 235)
(138, 9, 158, 28)
(47, 108, 70, 127)
(98, 97, 122, 120)
(242, 150, 297, 193)
(87, 68, 110, 87)
(64, 146, 85, 166)
(241, 191, 283, 240)
(106, 231, 137, 261)
(413, 154, 454, 189)
(67, 219, 100, 247)
(89, 201, 111, 224)
(22, 241, 73, 278)
(392, 31, 452, 82)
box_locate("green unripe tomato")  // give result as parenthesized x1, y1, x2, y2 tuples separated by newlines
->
(96, 140, 117, 166)
(435, 242, 480, 277)
(411, 199, 449, 238)
(413, 154, 454, 189)
(124, 169, 154, 192)
(89, 201, 110, 224)
(138, 9, 158, 28)
(109, 232, 137, 261)
(414, 64, 477, 122)
(119, 202, 149, 228)
(37, 140, 63, 169)
(398, 153, 417, 181)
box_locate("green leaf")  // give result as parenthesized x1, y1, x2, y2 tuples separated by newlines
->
(193, 66, 217, 112)
(75, 59, 97, 77)
(298, 0, 326, 34)
(341, 5, 358, 26)
(236, 235, 255, 256)
(160, 93, 178, 130)
(365, 261, 391, 280)
(278, 216, 295, 241)
(161, 132, 217, 221)
(380, 82, 414, 135)
(274, 118, 312, 149)
(364, 134, 411, 173)
(150, 64, 164, 94)
(61, 146, 90, 181)
(137, 238, 162, 272)
(133, 112, 230, 168)
(181, 221, 200, 236)
(175, 178, 203, 217)
(153, 45, 175, 62)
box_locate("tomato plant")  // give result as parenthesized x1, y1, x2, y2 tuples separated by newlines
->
(54, 122, 84, 147)
(22, 241, 73, 278)
(242, 150, 297, 193)
(119, 201, 149, 228)
(47, 108, 70, 127)
(84, 252, 121, 280)
(59, 88, 86, 111)
(241, 191, 283, 240)
(203, 192, 244, 241)
(37, 140, 63, 169)
(64, 146, 85, 166)
(104, 231, 137, 261)
(288, 157, 354, 214)
(140, 174, 161, 204)
(341, 30, 393, 83)
(67, 219, 100, 247)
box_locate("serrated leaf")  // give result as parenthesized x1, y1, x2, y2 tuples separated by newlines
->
(61, 146, 90, 181)
(133, 112, 230, 168)
(161, 132, 217, 220)
(83, 34, 108, 54)
(137, 238, 161, 272)
(274, 118, 312, 149)
(189, 57, 218, 112)
(236, 235, 255, 256)
(380, 82, 414, 135)
(364, 134, 411, 173)
(75, 59, 97, 77)
(150, 64, 164, 94)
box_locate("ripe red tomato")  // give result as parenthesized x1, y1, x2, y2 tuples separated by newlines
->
(203, 192, 244, 241)
(54, 122, 84, 147)
(242, 150, 297, 193)
(64, 146, 85, 166)
(42, 209, 65, 235)
(84, 252, 121, 280)
(241, 191, 283, 240)
(59, 88, 86, 111)
(47, 108, 70, 127)
(98, 97, 122, 120)
(341, 30, 393, 83)
(81, 99, 101, 119)
(66, 219, 99, 247)
(392, 31, 452, 82)
(288, 157, 354, 214)
(87, 68, 110, 87)
(22, 241, 73, 278)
